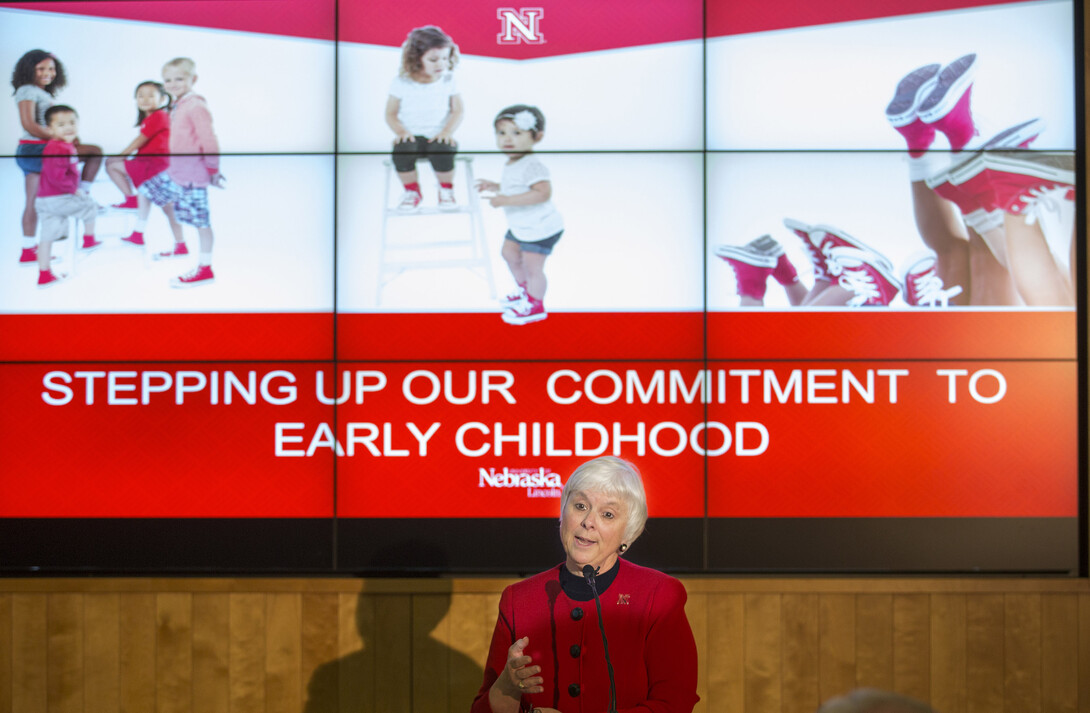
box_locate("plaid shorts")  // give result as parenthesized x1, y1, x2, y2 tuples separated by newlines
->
(139, 172, 211, 228)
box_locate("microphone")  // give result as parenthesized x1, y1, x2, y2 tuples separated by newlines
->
(582, 564, 618, 713)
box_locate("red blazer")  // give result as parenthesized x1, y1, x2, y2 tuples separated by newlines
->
(472, 559, 699, 713)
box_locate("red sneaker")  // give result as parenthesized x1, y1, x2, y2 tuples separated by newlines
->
(948, 152, 1075, 218)
(37, 269, 67, 288)
(901, 253, 963, 307)
(783, 219, 832, 283)
(112, 195, 139, 210)
(918, 54, 978, 151)
(502, 298, 547, 325)
(19, 246, 38, 266)
(121, 231, 145, 247)
(828, 248, 901, 307)
(81, 235, 103, 252)
(170, 264, 215, 288)
(154, 243, 189, 260)
(886, 63, 941, 157)
(716, 243, 775, 301)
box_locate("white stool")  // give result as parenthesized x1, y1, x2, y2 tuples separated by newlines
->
(377, 156, 496, 306)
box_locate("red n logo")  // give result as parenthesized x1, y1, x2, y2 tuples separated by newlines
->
(497, 8, 545, 45)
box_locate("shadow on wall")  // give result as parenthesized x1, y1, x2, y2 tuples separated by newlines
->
(303, 540, 485, 712)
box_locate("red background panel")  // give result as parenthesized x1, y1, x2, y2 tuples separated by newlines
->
(0, 363, 335, 517)
(707, 0, 1027, 38)
(0, 313, 334, 362)
(707, 360, 1078, 517)
(0, 0, 335, 41)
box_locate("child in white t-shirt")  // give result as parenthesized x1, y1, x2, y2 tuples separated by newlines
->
(385, 26, 464, 212)
(476, 105, 563, 325)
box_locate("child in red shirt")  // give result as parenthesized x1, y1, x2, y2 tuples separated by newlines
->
(34, 104, 99, 288)
(104, 81, 184, 249)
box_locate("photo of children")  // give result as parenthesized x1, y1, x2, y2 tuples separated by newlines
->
(475, 105, 563, 325)
(707, 1, 1075, 311)
(0, 4, 335, 322)
(386, 26, 464, 212)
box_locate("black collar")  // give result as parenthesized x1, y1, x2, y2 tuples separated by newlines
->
(558, 560, 621, 601)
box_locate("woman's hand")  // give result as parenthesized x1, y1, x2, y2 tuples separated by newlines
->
(499, 636, 542, 696)
(394, 131, 415, 144)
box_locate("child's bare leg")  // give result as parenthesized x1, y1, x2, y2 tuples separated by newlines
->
(784, 282, 808, 306)
(37, 234, 54, 270)
(804, 283, 855, 306)
(163, 203, 185, 244)
(105, 156, 134, 196)
(397, 170, 419, 187)
(23, 173, 40, 238)
(501, 238, 527, 285)
(75, 142, 103, 182)
(197, 226, 214, 256)
(800, 280, 834, 306)
(522, 252, 548, 301)
(911, 181, 971, 304)
(1003, 213, 1073, 306)
(435, 169, 455, 185)
(967, 230, 1019, 306)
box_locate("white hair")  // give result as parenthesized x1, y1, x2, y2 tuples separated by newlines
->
(560, 456, 648, 546)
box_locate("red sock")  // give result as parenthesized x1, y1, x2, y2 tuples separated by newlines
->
(440, 182, 453, 189)
(404, 182, 421, 194)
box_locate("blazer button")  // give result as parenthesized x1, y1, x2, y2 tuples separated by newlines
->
(568, 684, 580, 697)
(570, 607, 583, 621)
(569, 644, 581, 657)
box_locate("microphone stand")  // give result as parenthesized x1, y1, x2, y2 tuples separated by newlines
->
(583, 565, 618, 713)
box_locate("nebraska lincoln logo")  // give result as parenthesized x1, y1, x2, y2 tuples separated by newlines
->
(497, 8, 545, 45)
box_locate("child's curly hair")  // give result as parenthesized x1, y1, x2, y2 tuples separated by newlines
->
(11, 49, 67, 97)
(399, 26, 459, 79)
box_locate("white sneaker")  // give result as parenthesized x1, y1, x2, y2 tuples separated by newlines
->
(397, 190, 422, 212)
(438, 186, 457, 211)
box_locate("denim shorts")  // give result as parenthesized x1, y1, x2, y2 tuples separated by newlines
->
(504, 229, 563, 255)
(15, 142, 46, 174)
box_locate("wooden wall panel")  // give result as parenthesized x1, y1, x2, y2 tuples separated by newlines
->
(966, 594, 1004, 713)
(1041, 595, 1078, 713)
(781, 593, 819, 713)
(818, 594, 854, 704)
(83, 594, 119, 713)
(119, 593, 155, 713)
(156, 593, 192, 713)
(12, 594, 47, 713)
(1004, 594, 1043, 713)
(1, 578, 1089, 713)
(930, 594, 967, 713)
(742, 593, 781, 713)
(192, 594, 229, 713)
(0, 594, 12, 713)
(855, 594, 893, 691)
(893, 594, 930, 703)
(228, 593, 266, 713)
(707, 593, 744, 713)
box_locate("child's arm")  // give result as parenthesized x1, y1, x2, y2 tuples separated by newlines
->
(489, 180, 550, 208)
(18, 100, 52, 140)
(385, 96, 414, 143)
(475, 178, 500, 193)
(117, 134, 150, 158)
(432, 94, 464, 144)
(188, 102, 222, 179)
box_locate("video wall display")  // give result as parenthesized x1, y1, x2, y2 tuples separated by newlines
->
(0, 0, 1080, 574)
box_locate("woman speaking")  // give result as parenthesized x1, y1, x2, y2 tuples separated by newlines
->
(471, 456, 699, 713)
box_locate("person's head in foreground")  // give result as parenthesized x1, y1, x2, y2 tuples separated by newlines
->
(559, 455, 648, 576)
(817, 688, 938, 713)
